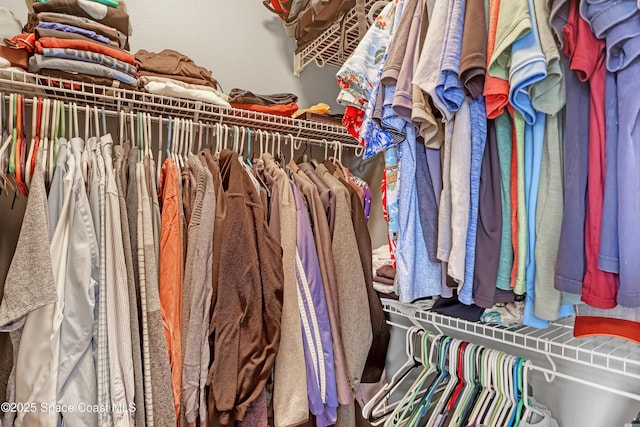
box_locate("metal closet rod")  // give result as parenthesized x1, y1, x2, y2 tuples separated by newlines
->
(386, 319, 640, 403)
(2, 95, 364, 157)
(0, 71, 355, 144)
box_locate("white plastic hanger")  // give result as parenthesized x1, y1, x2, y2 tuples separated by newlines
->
(24, 97, 38, 188)
(383, 330, 438, 427)
(170, 117, 178, 164)
(128, 110, 136, 161)
(197, 121, 204, 153)
(0, 93, 15, 195)
(188, 119, 194, 157)
(93, 106, 100, 140)
(49, 101, 61, 184)
(363, 327, 423, 421)
(423, 339, 462, 427)
(142, 112, 148, 159)
(119, 110, 125, 145)
(156, 115, 163, 187)
(177, 118, 185, 167)
(287, 134, 295, 164)
(214, 123, 223, 155)
(521, 361, 545, 422)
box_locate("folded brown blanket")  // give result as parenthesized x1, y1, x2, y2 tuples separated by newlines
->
(228, 88, 297, 106)
(373, 275, 394, 286)
(135, 49, 218, 89)
(138, 71, 217, 89)
(376, 264, 396, 280)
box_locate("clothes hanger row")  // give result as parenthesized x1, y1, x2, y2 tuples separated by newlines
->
(0, 93, 361, 196)
(364, 328, 544, 427)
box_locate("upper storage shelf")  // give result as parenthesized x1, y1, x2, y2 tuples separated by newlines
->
(293, 0, 389, 76)
(0, 70, 357, 145)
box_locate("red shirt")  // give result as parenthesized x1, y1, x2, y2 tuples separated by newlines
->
(564, 0, 617, 308)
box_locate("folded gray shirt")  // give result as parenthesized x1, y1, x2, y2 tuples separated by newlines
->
(29, 54, 138, 87)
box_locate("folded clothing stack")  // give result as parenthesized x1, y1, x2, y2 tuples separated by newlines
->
(23, 0, 137, 88)
(263, 0, 356, 53)
(228, 88, 298, 117)
(135, 49, 229, 107)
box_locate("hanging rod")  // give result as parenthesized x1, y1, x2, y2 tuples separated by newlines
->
(0, 70, 357, 144)
(1, 92, 365, 161)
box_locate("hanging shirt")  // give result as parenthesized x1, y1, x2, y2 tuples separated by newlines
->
(396, 126, 443, 302)
(590, 3, 640, 307)
(54, 139, 100, 427)
(114, 143, 146, 427)
(358, 0, 405, 159)
(554, 37, 589, 296)
(445, 100, 471, 285)
(473, 118, 503, 309)
(181, 156, 215, 427)
(461, 97, 488, 306)
(209, 150, 284, 424)
(291, 182, 338, 427)
(531, 0, 581, 322)
(159, 157, 183, 420)
(0, 150, 58, 427)
(382, 147, 400, 267)
(103, 136, 135, 427)
(433, 0, 467, 119)
(263, 157, 310, 427)
(495, 112, 514, 291)
(87, 136, 113, 427)
(414, 0, 451, 148)
(336, 1, 398, 146)
(290, 168, 352, 408)
(570, 0, 618, 309)
(483, 0, 510, 119)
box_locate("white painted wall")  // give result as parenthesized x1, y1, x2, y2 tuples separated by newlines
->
(3, 0, 343, 112)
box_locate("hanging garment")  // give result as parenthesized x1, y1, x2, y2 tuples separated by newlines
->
(55, 138, 99, 427)
(139, 160, 176, 427)
(159, 157, 183, 419)
(396, 127, 443, 303)
(495, 112, 514, 291)
(290, 168, 352, 407)
(103, 136, 135, 427)
(323, 159, 390, 384)
(291, 181, 338, 427)
(586, 0, 640, 308)
(297, 162, 336, 237)
(87, 136, 113, 427)
(114, 143, 146, 427)
(473, 119, 503, 309)
(262, 154, 309, 427)
(316, 163, 373, 393)
(181, 156, 215, 427)
(208, 149, 284, 424)
(443, 99, 471, 284)
(0, 150, 57, 427)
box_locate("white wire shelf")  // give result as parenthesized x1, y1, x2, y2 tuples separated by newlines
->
(293, 0, 389, 76)
(382, 299, 640, 380)
(0, 70, 357, 145)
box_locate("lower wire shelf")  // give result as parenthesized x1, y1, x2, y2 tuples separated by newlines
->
(382, 299, 640, 381)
